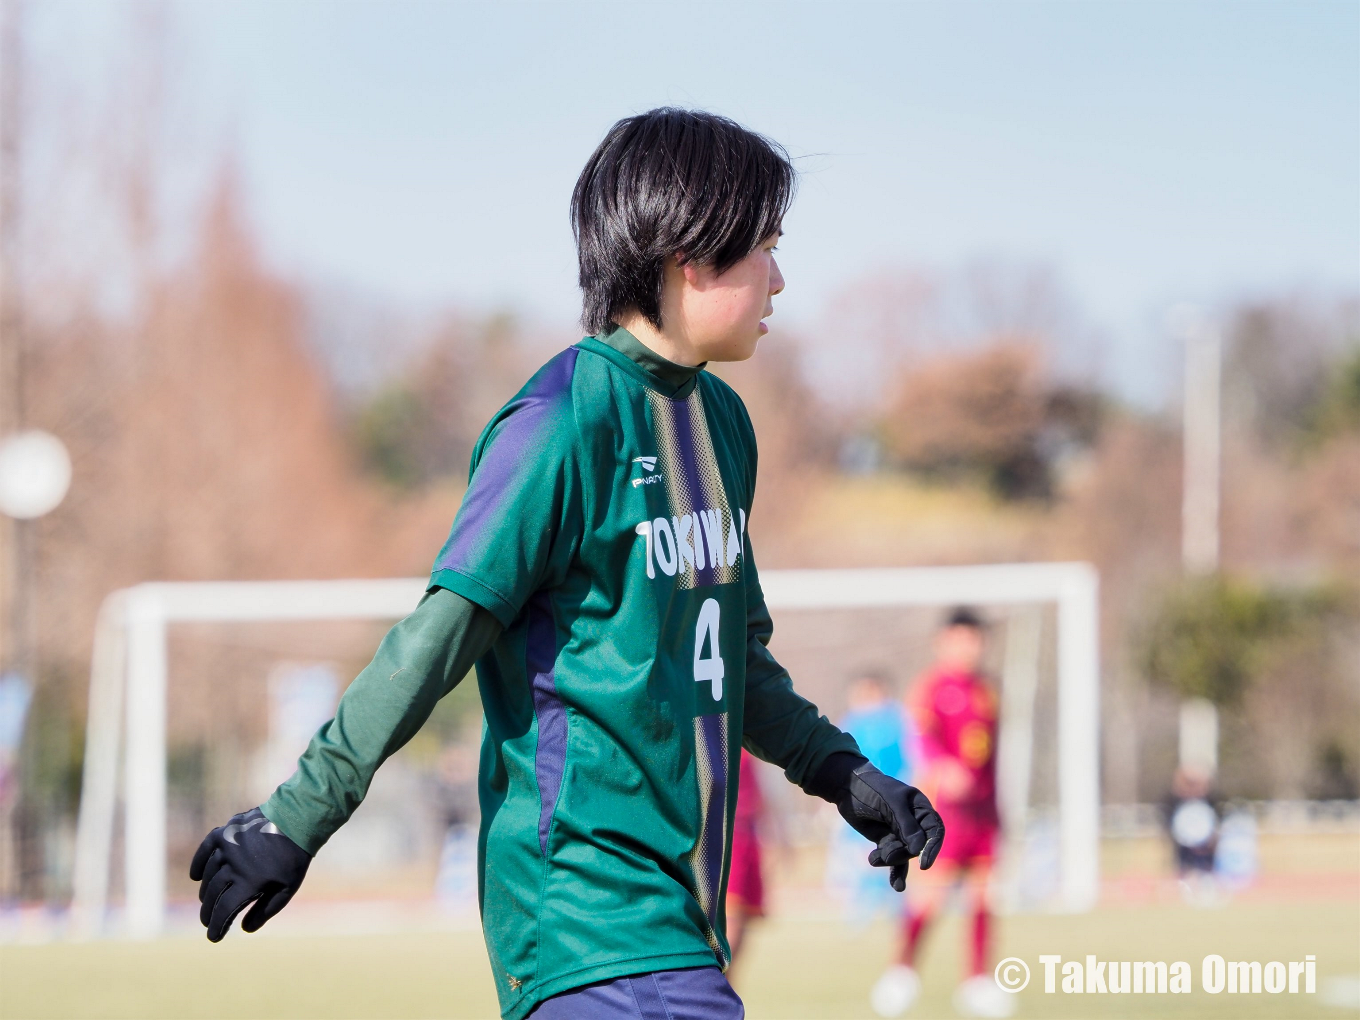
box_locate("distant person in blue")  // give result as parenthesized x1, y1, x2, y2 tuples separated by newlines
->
(827, 671, 916, 923)
(841, 671, 912, 782)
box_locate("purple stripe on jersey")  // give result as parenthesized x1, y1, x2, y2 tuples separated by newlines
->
(669, 396, 718, 588)
(527, 591, 566, 856)
(696, 712, 728, 923)
(434, 348, 578, 576)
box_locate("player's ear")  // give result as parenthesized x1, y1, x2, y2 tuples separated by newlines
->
(676, 253, 704, 287)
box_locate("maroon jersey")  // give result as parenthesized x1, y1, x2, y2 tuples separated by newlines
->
(909, 668, 999, 826)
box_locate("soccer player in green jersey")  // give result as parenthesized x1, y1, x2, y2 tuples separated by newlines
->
(191, 109, 944, 1020)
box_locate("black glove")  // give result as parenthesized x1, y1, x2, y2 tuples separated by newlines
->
(809, 753, 945, 892)
(189, 807, 312, 942)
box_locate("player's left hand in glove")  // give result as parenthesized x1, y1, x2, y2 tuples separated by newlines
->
(811, 754, 945, 892)
(189, 807, 311, 942)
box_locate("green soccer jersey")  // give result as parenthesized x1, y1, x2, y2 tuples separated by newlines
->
(430, 328, 857, 1015)
(265, 328, 858, 1020)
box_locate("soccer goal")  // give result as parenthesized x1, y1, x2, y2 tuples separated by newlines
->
(70, 563, 1099, 940)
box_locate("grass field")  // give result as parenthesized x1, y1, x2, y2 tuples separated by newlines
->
(4, 834, 1357, 1019)
(3, 897, 1357, 1020)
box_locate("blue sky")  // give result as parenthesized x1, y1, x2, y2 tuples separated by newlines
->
(40, 1, 1360, 404)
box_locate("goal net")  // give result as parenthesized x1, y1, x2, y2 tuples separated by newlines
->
(70, 565, 1098, 939)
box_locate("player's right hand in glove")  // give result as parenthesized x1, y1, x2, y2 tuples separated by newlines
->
(189, 807, 312, 942)
(811, 753, 945, 892)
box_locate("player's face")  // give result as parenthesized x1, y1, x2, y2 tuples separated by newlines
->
(667, 231, 785, 362)
(848, 676, 890, 710)
(934, 624, 984, 673)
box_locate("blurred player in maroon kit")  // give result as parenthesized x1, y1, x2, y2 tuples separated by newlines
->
(871, 608, 1011, 1019)
(725, 749, 766, 981)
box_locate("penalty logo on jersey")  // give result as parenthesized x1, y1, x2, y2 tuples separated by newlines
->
(631, 455, 663, 488)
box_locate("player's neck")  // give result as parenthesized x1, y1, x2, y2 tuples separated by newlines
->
(612, 311, 706, 368)
(599, 325, 706, 395)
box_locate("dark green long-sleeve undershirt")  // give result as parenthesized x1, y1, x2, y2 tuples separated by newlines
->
(262, 579, 857, 858)
(740, 585, 855, 786)
(262, 586, 502, 855)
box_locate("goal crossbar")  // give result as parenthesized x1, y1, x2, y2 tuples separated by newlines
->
(71, 564, 1098, 939)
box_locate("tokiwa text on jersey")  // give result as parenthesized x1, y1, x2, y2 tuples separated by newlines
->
(634, 509, 745, 582)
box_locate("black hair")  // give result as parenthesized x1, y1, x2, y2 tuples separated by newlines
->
(851, 667, 895, 688)
(945, 606, 985, 631)
(570, 108, 795, 336)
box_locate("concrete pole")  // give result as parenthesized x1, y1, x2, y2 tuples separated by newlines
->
(0, 0, 24, 667)
(1178, 309, 1222, 776)
(1182, 319, 1222, 575)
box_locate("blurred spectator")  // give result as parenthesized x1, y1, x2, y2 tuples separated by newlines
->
(1214, 810, 1259, 892)
(827, 672, 913, 927)
(0, 674, 32, 902)
(432, 743, 479, 911)
(1164, 765, 1222, 906)
(840, 671, 913, 782)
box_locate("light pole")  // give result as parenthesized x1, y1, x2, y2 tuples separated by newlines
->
(1180, 312, 1221, 578)
(1173, 304, 1222, 778)
(0, 0, 61, 905)
(0, 0, 23, 677)
(0, 0, 23, 902)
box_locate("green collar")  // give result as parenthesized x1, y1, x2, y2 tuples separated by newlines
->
(577, 326, 705, 399)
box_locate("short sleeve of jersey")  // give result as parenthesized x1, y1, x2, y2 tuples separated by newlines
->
(428, 348, 582, 627)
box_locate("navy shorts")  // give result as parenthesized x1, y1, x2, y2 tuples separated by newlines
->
(528, 966, 744, 1019)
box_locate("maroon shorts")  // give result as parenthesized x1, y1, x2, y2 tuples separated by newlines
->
(936, 809, 998, 866)
(726, 827, 764, 914)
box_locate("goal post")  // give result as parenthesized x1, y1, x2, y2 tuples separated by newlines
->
(71, 578, 430, 940)
(758, 564, 1101, 915)
(70, 564, 1099, 939)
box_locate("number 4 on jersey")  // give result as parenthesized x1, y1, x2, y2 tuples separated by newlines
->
(693, 598, 724, 702)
